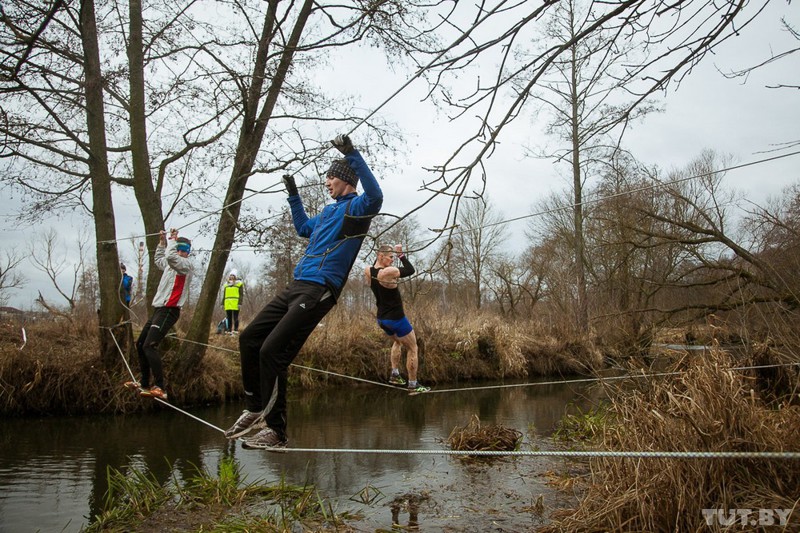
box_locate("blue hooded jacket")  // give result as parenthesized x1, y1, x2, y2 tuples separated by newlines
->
(287, 150, 383, 299)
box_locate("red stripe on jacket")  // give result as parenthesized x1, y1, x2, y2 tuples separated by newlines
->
(166, 274, 186, 307)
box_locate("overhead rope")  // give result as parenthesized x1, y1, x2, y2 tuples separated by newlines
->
(98, 2, 512, 246)
(406, 148, 800, 254)
(139, 147, 800, 278)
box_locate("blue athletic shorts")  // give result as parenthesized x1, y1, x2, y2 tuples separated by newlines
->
(377, 317, 413, 338)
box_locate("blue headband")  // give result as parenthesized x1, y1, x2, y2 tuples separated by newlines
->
(176, 242, 191, 253)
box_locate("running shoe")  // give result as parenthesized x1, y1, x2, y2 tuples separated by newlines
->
(408, 384, 431, 395)
(139, 386, 168, 401)
(224, 409, 266, 439)
(388, 375, 407, 386)
(123, 380, 141, 391)
(241, 428, 288, 452)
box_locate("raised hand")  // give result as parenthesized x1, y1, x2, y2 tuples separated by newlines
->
(330, 134, 354, 155)
(283, 174, 298, 196)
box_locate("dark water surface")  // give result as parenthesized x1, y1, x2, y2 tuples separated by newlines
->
(0, 378, 600, 532)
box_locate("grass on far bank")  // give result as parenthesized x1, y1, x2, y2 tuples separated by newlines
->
(0, 306, 604, 416)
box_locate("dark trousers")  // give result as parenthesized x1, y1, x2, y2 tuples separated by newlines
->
(136, 306, 180, 389)
(225, 309, 239, 332)
(238, 280, 334, 438)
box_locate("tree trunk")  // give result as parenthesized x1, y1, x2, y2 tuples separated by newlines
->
(570, 42, 588, 333)
(80, 0, 126, 368)
(128, 0, 166, 307)
(177, 0, 315, 372)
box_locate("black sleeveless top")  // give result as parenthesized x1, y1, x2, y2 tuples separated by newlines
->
(369, 256, 415, 320)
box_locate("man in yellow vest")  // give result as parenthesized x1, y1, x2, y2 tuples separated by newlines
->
(221, 270, 244, 335)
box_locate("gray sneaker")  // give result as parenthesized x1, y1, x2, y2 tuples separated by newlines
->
(224, 409, 266, 439)
(241, 428, 288, 452)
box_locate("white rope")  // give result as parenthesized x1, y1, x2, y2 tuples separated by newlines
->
(289, 363, 398, 390)
(274, 448, 800, 460)
(151, 397, 225, 434)
(166, 332, 800, 393)
(105, 329, 800, 460)
(107, 325, 137, 382)
(168, 334, 401, 390)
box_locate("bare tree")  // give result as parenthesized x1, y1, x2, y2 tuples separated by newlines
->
(613, 150, 800, 324)
(28, 228, 87, 311)
(0, 250, 26, 306)
(523, 0, 657, 331)
(400, 0, 766, 269)
(2, 1, 449, 368)
(487, 252, 544, 318)
(178, 0, 450, 368)
(723, 11, 799, 94)
(438, 197, 508, 309)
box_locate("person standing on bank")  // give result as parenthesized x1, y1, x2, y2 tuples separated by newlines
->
(125, 229, 193, 401)
(221, 270, 244, 335)
(120, 263, 134, 306)
(366, 244, 429, 393)
(224, 134, 383, 451)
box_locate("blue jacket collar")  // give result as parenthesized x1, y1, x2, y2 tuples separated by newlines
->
(334, 192, 358, 202)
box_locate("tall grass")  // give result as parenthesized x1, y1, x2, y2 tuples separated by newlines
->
(301, 305, 603, 387)
(545, 348, 800, 531)
(0, 306, 604, 415)
(0, 320, 240, 415)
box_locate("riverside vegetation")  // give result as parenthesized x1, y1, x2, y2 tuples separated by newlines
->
(1, 304, 799, 530)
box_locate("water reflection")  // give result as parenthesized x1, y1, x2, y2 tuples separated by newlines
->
(0, 378, 600, 532)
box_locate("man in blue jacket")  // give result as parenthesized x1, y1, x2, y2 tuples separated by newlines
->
(225, 134, 383, 450)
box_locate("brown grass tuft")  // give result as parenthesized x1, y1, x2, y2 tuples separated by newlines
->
(447, 414, 522, 453)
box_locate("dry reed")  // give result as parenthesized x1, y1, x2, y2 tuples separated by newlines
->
(0, 320, 240, 415)
(544, 347, 800, 531)
(1, 305, 606, 415)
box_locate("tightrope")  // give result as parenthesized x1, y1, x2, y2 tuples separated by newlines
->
(169, 334, 399, 390)
(107, 326, 226, 433)
(104, 327, 800, 460)
(168, 332, 800, 393)
(265, 449, 800, 459)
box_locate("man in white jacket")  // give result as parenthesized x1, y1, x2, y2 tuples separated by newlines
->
(126, 228, 193, 401)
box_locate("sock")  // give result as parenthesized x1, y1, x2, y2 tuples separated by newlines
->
(408, 380, 417, 388)
(391, 369, 400, 376)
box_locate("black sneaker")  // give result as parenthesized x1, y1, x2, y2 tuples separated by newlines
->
(241, 428, 288, 452)
(224, 409, 266, 439)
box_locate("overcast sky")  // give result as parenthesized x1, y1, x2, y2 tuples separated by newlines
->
(2, 1, 798, 310)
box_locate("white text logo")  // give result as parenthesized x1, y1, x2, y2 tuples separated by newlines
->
(701, 508, 790, 527)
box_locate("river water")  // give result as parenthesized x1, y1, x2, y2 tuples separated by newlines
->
(0, 378, 600, 532)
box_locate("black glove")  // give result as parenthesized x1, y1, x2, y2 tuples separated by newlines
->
(331, 134, 354, 155)
(282, 174, 298, 196)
